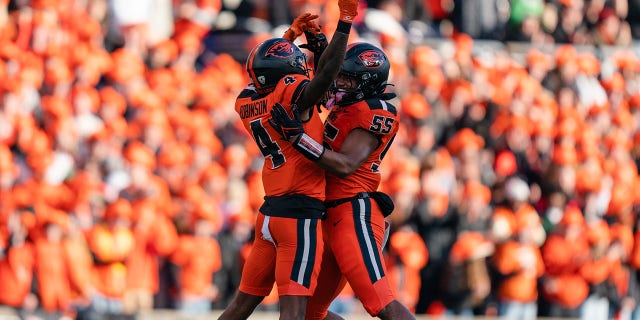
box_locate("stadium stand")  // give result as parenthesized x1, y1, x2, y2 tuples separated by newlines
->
(0, 0, 639, 319)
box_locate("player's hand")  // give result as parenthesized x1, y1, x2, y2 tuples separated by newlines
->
(303, 18, 322, 35)
(268, 103, 304, 141)
(282, 13, 320, 42)
(299, 31, 328, 56)
(338, 0, 358, 23)
(270, 103, 326, 161)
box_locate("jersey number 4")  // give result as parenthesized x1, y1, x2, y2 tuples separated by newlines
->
(250, 119, 285, 169)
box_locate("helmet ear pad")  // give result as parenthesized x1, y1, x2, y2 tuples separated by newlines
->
(335, 42, 391, 104)
(246, 38, 308, 93)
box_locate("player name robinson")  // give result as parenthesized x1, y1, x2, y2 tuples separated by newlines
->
(239, 100, 267, 119)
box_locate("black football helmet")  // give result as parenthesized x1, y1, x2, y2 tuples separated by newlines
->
(246, 38, 308, 94)
(332, 42, 391, 105)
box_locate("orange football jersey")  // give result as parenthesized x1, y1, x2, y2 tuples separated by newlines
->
(235, 74, 325, 200)
(323, 98, 399, 200)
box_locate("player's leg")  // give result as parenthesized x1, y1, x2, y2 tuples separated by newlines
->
(331, 198, 415, 320)
(218, 214, 276, 320)
(218, 291, 265, 320)
(325, 311, 346, 320)
(306, 222, 348, 320)
(271, 216, 324, 320)
(278, 295, 309, 320)
(377, 300, 416, 320)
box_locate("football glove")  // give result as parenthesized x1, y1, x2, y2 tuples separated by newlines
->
(282, 13, 320, 42)
(338, 0, 358, 23)
(268, 103, 325, 161)
(299, 31, 328, 57)
(268, 103, 304, 141)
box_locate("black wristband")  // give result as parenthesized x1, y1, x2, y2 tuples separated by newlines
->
(336, 20, 352, 34)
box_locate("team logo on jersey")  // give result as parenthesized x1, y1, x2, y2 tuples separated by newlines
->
(358, 50, 385, 68)
(266, 41, 294, 58)
(257, 76, 266, 84)
(283, 76, 296, 85)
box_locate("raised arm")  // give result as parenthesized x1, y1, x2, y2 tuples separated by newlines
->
(295, 0, 359, 117)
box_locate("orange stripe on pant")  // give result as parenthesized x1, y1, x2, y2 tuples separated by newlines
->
(239, 213, 323, 297)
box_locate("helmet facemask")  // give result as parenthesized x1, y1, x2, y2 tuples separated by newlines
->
(324, 43, 391, 107)
(326, 71, 387, 108)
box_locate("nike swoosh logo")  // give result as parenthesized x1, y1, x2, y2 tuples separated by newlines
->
(333, 218, 343, 227)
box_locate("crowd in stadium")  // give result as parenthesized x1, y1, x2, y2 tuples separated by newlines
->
(0, 0, 640, 319)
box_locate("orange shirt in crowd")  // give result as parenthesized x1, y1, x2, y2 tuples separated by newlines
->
(386, 228, 428, 312)
(0, 242, 34, 307)
(146, 176, 174, 217)
(34, 237, 71, 312)
(628, 228, 640, 269)
(492, 241, 544, 302)
(579, 255, 616, 288)
(541, 233, 590, 308)
(63, 234, 94, 303)
(609, 261, 630, 300)
(170, 234, 221, 296)
(88, 224, 135, 298)
(126, 213, 178, 293)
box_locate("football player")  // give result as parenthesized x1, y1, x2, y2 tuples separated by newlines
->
(269, 42, 416, 320)
(217, 1, 358, 319)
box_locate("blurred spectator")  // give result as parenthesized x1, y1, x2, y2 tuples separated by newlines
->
(411, 148, 457, 314)
(108, 0, 173, 57)
(629, 0, 640, 37)
(547, 0, 593, 44)
(62, 217, 94, 318)
(592, 6, 632, 46)
(442, 231, 493, 316)
(123, 199, 178, 315)
(490, 191, 545, 320)
(0, 211, 36, 317)
(506, 0, 554, 44)
(212, 214, 253, 309)
(451, 0, 508, 40)
(87, 200, 135, 316)
(628, 220, 640, 320)
(386, 225, 429, 313)
(34, 208, 73, 318)
(169, 217, 222, 315)
(539, 205, 590, 318)
(577, 220, 618, 320)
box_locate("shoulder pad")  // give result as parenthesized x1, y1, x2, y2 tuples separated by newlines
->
(237, 86, 261, 100)
(274, 75, 310, 106)
(364, 99, 397, 116)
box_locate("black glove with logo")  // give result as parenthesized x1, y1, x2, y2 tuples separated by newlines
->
(268, 103, 304, 141)
(299, 31, 328, 58)
(268, 103, 324, 161)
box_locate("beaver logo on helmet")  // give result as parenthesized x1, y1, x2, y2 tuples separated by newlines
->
(358, 50, 385, 68)
(266, 41, 295, 58)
